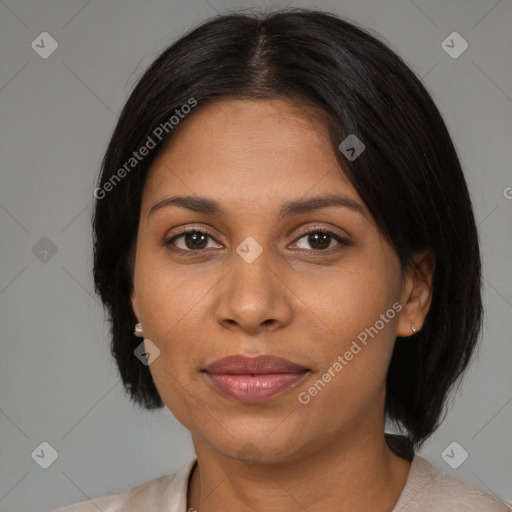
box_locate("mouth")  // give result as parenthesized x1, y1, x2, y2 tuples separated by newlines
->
(202, 354, 310, 403)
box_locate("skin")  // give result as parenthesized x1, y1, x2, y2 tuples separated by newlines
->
(130, 98, 434, 511)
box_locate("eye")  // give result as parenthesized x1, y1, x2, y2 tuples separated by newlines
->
(166, 229, 222, 252)
(292, 229, 350, 252)
(165, 227, 350, 255)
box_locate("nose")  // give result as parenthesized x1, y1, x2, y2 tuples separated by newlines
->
(214, 246, 293, 335)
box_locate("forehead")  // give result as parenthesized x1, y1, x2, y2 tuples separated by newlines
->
(141, 98, 366, 219)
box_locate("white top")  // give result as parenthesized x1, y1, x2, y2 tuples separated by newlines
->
(52, 454, 512, 511)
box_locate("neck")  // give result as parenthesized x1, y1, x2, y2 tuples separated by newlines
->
(187, 428, 412, 512)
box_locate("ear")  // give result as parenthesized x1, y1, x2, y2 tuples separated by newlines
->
(131, 288, 140, 322)
(396, 249, 435, 337)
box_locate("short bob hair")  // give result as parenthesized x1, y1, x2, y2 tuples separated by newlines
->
(92, 9, 482, 449)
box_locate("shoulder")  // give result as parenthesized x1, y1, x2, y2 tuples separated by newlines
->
(51, 474, 175, 512)
(51, 492, 119, 512)
(395, 454, 512, 511)
(51, 459, 197, 512)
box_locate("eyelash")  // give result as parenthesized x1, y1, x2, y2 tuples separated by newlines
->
(164, 227, 350, 255)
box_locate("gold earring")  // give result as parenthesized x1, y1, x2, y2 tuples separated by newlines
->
(134, 323, 143, 337)
(411, 322, 416, 333)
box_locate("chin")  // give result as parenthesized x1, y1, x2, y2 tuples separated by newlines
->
(201, 420, 310, 466)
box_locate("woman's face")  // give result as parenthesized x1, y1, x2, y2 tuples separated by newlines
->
(131, 98, 420, 463)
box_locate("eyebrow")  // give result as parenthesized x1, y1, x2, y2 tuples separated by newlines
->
(149, 193, 368, 220)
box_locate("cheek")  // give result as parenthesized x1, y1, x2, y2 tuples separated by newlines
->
(136, 268, 207, 426)
(134, 244, 210, 341)
(314, 263, 399, 338)
(132, 266, 198, 404)
(302, 256, 401, 388)
(298, 289, 400, 422)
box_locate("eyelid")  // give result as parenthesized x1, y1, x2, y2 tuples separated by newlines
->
(293, 223, 350, 241)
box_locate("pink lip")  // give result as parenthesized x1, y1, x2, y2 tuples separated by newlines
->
(204, 355, 309, 403)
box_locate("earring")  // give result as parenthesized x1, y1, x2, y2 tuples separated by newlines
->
(411, 322, 416, 333)
(134, 323, 143, 337)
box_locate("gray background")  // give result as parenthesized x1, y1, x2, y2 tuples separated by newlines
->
(0, 0, 511, 510)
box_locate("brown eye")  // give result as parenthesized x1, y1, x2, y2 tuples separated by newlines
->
(294, 230, 349, 251)
(166, 230, 221, 252)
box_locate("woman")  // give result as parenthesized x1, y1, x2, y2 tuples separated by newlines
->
(55, 8, 511, 511)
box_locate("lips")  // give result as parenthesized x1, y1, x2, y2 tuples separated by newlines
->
(205, 354, 308, 374)
(203, 355, 309, 403)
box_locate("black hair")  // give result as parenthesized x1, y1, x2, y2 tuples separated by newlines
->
(92, 8, 482, 450)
